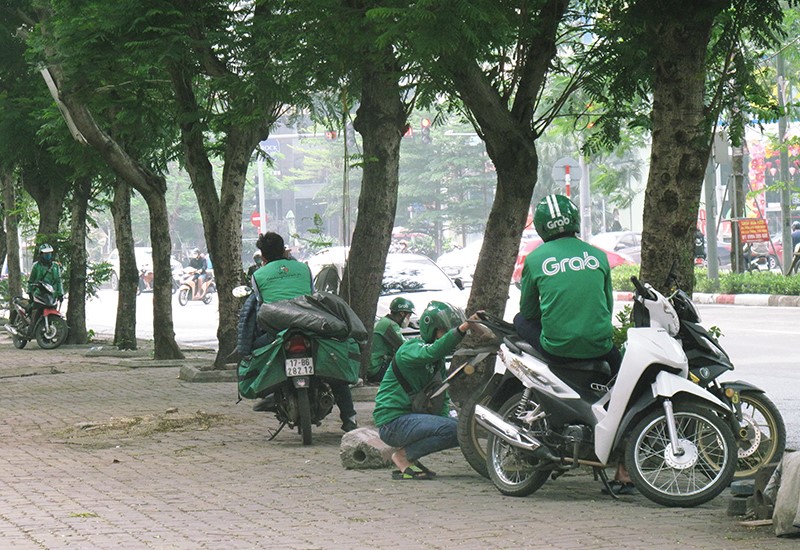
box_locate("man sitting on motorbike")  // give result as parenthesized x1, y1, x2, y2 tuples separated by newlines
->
(514, 194, 630, 493)
(189, 248, 208, 299)
(367, 297, 415, 385)
(27, 243, 64, 338)
(374, 301, 480, 480)
(252, 231, 358, 432)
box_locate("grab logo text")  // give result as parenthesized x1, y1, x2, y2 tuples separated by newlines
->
(542, 252, 600, 276)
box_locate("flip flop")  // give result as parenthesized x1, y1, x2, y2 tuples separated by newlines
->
(392, 467, 433, 480)
(413, 461, 437, 478)
(601, 480, 637, 495)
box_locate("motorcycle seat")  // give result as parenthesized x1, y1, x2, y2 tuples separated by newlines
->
(504, 336, 611, 377)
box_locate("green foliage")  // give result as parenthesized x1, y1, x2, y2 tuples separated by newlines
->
(611, 264, 640, 292)
(613, 265, 800, 295)
(612, 304, 633, 349)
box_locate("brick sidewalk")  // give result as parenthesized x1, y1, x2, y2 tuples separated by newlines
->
(0, 335, 794, 549)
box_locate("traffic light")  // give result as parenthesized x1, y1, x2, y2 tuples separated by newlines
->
(421, 118, 431, 144)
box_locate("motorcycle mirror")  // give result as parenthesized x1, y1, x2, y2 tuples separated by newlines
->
(232, 285, 252, 298)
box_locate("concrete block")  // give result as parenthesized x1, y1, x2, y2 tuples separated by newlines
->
(340, 427, 394, 470)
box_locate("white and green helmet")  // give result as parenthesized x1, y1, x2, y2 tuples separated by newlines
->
(418, 301, 465, 343)
(533, 194, 580, 242)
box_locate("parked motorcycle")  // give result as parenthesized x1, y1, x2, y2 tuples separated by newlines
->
(663, 269, 785, 479)
(137, 268, 154, 295)
(235, 287, 365, 445)
(177, 268, 215, 305)
(4, 282, 69, 349)
(464, 277, 736, 507)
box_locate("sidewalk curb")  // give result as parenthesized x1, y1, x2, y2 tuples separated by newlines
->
(614, 291, 800, 307)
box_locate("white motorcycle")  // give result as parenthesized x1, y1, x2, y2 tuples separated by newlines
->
(470, 276, 737, 507)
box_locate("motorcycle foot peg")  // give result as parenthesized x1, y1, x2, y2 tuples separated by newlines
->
(530, 445, 559, 463)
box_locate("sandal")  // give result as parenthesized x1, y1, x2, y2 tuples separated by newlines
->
(413, 461, 437, 478)
(392, 467, 434, 480)
(601, 480, 637, 495)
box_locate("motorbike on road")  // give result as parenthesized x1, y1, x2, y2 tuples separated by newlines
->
(235, 287, 366, 445)
(4, 282, 69, 349)
(177, 268, 216, 305)
(461, 276, 737, 507)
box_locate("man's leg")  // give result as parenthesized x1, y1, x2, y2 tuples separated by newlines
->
(379, 413, 458, 462)
(330, 380, 357, 432)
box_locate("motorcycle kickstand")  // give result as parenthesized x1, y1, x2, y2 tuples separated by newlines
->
(267, 422, 287, 441)
(596, 467, 620, 501)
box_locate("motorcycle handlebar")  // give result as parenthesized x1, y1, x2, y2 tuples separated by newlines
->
(630, 276, 655, 301)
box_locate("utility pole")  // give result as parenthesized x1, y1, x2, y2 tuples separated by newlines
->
(777, 49, 792, 273)
(731, 140, 745, 274)
(704, 152, 719, 279)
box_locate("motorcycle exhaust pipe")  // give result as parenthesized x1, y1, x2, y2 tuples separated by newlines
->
(475, 404, 547, 453)
(4, 324, 19, 336)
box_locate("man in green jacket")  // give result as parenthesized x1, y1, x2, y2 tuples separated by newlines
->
(514, 194, 621, 373)
(251, 232, 356, 432)
(374, 301, 479, 480)
(27, 243, 64, 337)
(367, 297, 415, 384)
(515, 194, 629, 493)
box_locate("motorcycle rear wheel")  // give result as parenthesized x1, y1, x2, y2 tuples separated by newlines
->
(486, 392, 552, 497)
(178, 288, 190, 306)
(297, 387, 312, 446)
(457, 392, 492, 478)
(625, 402, 736, 507)
(733, 391, 786, 479)
(36, 316, 69, 349)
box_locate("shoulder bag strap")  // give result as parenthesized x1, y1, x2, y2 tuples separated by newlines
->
(390, 359, 414, 395)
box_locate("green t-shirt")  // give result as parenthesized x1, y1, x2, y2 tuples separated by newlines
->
(518, 236, 613, 358)
(373, 328, 464, 427)
(252, 259, 312, 304)
(369, 315, 405, 377)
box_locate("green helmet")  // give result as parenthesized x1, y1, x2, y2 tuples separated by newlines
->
(533, 194, 580, 242)
(390, 297, 415, 314)
(418, 301, 465, 344)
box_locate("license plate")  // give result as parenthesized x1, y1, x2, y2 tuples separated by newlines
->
(285, 357, 314, 376)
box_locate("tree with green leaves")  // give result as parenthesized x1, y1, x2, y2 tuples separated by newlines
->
(586, 0, 792, 292)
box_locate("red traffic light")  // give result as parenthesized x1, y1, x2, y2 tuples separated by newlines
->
(421, 118, 431, 128)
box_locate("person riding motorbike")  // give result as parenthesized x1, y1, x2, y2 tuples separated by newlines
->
(27, 243, 64, 338)
(189, 248, 209, 299)
(247, 251, 263, 278)
(374, 300, 480, 480)
(367, 297, 415, 385)
(513, 194, 629, 494)
(251, 232, 358, 432)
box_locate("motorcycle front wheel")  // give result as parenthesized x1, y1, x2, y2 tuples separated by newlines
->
(625, 402, 736, 507)
(486, 392, 552, 497)
(733, 391, 786, 479)
(36, 316, 69, 349)
(457, 391, 492, 478)
(178, 288, 191, 306)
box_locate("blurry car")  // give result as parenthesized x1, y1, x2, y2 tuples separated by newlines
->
(511, 237, 633, 285)
(307, 247, 468, 323)
(436, 238, 483, 287)
(588, 231, 642, 264)
(106, 247, 182, 290)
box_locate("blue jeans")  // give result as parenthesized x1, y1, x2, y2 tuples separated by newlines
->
(379, 414, 458, 462)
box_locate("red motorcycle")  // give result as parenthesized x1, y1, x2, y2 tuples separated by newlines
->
(4, 282, 69, 349)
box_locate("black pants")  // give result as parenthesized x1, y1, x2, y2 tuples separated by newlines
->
(513, 313, 622, 376)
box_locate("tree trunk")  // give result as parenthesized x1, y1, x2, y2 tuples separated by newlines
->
(639, 3, 724, 294)
(1, 171, 23, 299)
(340, 53, 406, 377)
(65, 176, 91, 344)
(111, 179, 138, 350)
(21, 162, 68, 243)
(168, 63, 257, 368)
